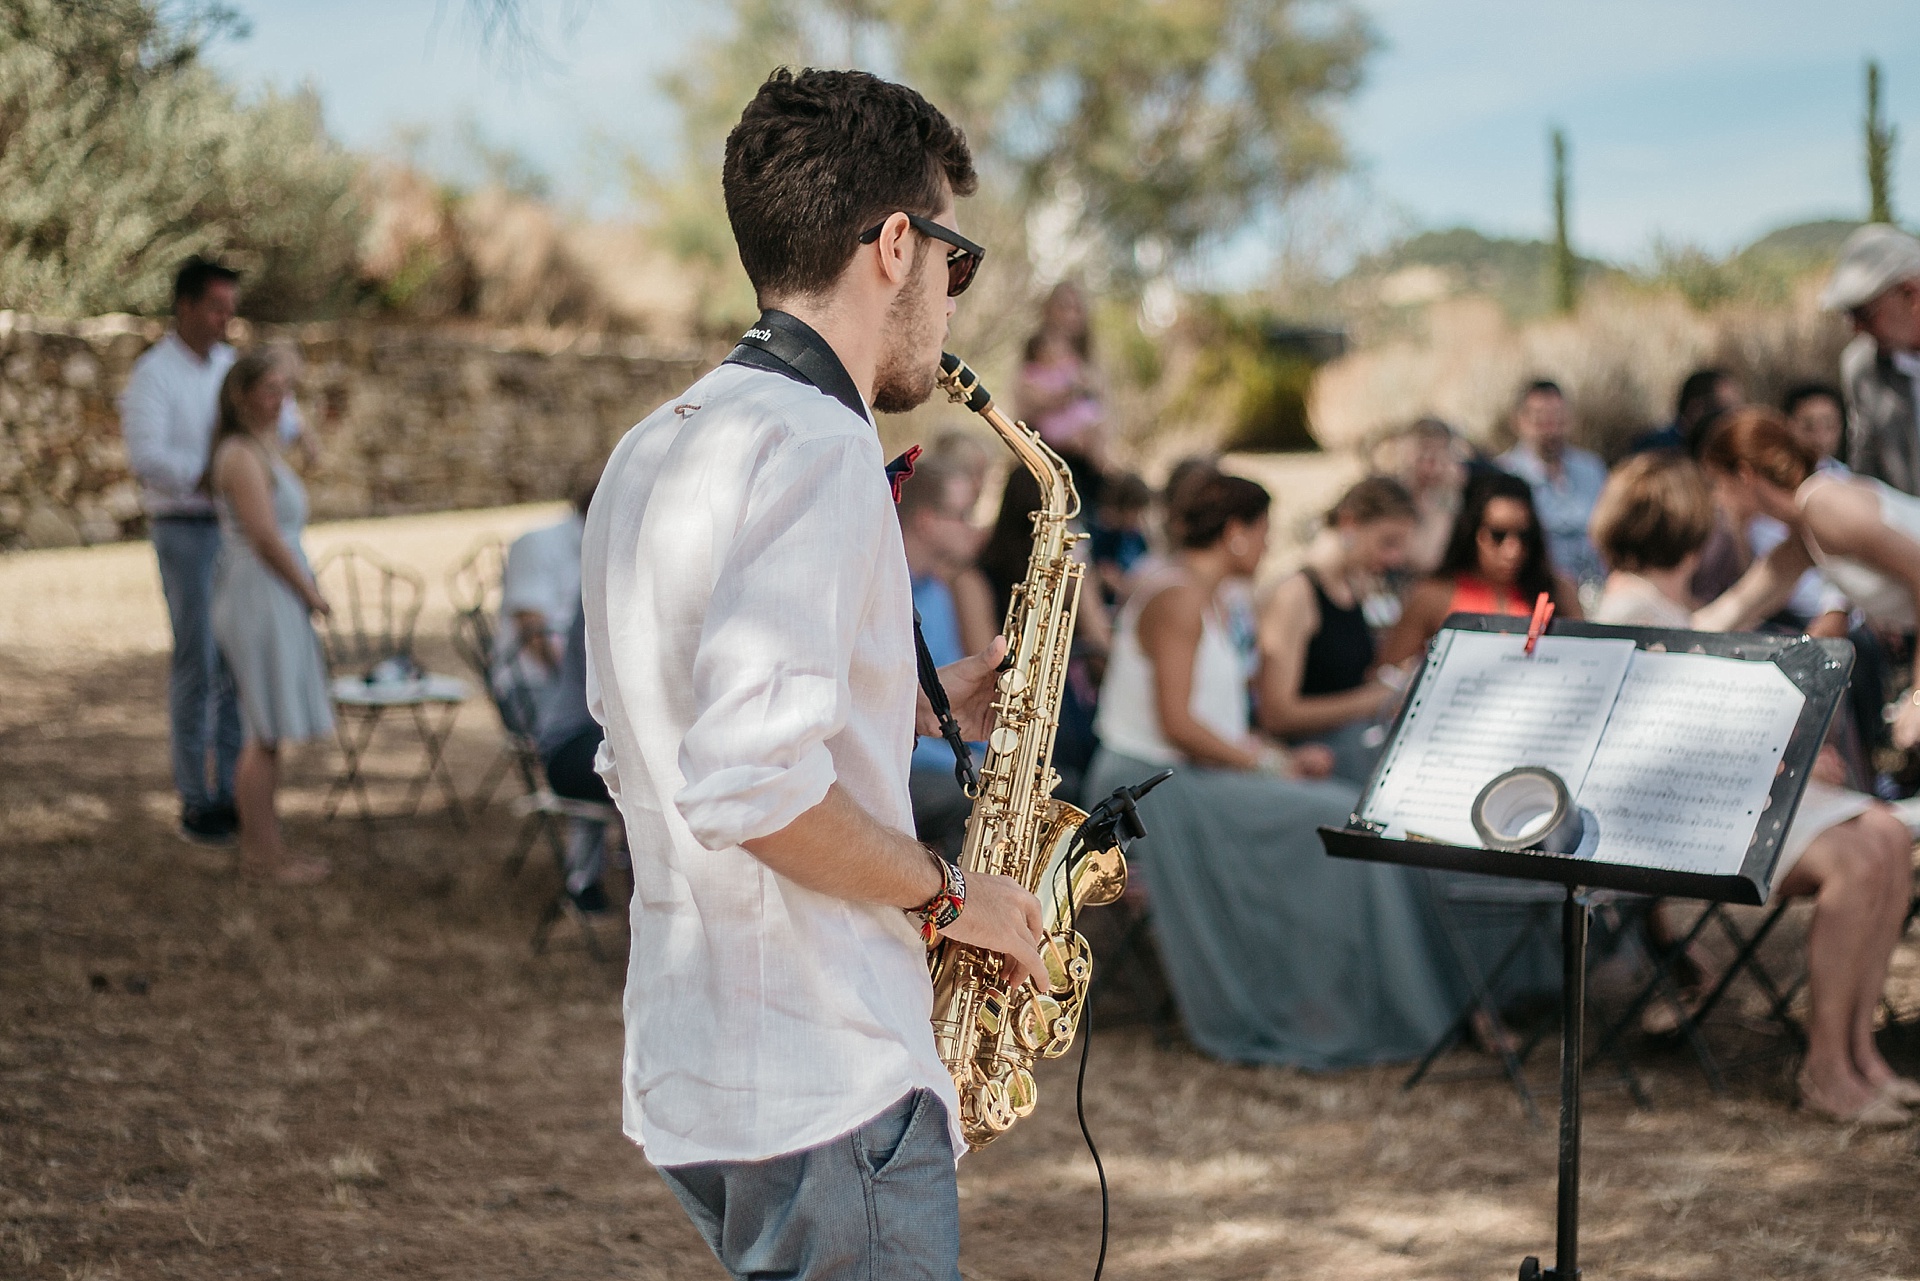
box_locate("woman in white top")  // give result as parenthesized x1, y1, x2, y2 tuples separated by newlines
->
(1592, 445, 1915, 1125)
(1086, 474, 1465, 1068)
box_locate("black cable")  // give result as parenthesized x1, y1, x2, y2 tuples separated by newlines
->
(1074, 981, 1110, 1281)
(1065, 835, 1110, 1281)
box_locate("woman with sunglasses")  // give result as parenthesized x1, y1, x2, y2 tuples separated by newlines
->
(1380, 469, 1583, 667)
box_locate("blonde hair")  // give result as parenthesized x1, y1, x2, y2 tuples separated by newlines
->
(1588, 452, 1714, 572)
(201, 349, 288, 491)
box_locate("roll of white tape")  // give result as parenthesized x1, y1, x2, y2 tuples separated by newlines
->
(1471, 766, 1585, 854)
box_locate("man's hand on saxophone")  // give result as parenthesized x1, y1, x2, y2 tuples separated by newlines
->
(916, 634, 1008, 741)
(740, 780, 1056, 995)
(939, 870, 1058, 996)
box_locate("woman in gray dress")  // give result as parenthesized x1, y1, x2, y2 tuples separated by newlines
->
(206, 351, 332, 885)
(1085, 473, 1462, 1067)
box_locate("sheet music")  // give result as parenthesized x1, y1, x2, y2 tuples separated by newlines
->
(1361, 631, 1638, 845)
(1577, 650, 1805, 877)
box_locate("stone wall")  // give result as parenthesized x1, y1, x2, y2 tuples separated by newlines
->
(0, 312, 710, 549)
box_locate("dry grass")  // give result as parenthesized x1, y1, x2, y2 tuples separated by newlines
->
(1309, 286, 1852, 460)
(5, 505, 1920, 1279)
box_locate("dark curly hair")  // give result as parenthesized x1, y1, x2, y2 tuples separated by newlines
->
(1437, 470, 1557, 600)
(723, 68, 977, 302)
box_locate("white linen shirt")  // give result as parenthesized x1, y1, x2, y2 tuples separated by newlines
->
(120, 332, 302, 518)
(580, 361, 963, 1166)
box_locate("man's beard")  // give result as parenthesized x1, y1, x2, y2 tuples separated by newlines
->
(871, 251, 941, 414)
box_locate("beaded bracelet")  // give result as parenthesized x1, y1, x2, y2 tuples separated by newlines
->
(912, 854, 966, 947)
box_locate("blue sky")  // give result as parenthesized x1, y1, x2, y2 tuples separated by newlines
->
(213, 0, 1919, 264)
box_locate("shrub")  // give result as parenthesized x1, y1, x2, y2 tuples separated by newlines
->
(0, 0, 362, 319)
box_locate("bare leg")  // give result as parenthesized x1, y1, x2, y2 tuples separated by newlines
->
(1775, 825, 1899, 1119)
(236, 740, 282, 868)
(1841, 809, 1912, 1090)
(236, 740, 328, 885)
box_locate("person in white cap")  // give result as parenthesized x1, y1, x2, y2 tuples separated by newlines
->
(1824, 223, 1920, 495)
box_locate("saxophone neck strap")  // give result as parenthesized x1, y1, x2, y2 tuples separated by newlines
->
(723, 309, 871, 424)
(725, 312, 976, 794)
(913, 606, 980, 795)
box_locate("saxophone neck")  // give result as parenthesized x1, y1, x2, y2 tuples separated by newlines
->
(936, 352, 1080, 523)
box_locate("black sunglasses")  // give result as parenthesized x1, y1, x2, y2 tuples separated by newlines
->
(857, 212, 984, 297)
(1481, 524, 1531, 546)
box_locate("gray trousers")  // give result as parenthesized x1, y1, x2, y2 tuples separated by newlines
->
(152, 516, 241, 811)
(657, 1088, 960, 1281)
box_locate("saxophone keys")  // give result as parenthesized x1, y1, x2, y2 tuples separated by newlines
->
(1040, 935, 1074, 993)
(976, 989, 1007, 1036)
(989, 726, 1021, 756)
(1006, 1066, 1038, 1118)
(974, 1080, 1017, 1135)
(997, 666, 1028, 695)
(1014, 994, 1063, 1051)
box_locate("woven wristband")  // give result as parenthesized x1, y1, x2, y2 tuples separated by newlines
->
(913, 855, 966, 946)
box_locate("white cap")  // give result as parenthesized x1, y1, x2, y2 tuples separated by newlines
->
(1820, 223, 1920, 311)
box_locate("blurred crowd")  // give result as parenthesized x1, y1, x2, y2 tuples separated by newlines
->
(893, 226, 1920, 1124)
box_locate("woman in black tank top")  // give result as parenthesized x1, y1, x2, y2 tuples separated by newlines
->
(1255, 477, 1421, 783)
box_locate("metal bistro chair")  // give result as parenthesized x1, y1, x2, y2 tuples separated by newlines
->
(446, 548, 621, 962)
(446, 539, 524, 814)
(313, 544, 468, 826)
(448, 603, 551, 874)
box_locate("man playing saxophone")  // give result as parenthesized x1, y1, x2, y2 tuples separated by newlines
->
(579, 67, 1052, 1281)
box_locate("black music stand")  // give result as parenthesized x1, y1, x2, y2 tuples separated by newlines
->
(1318, 614, 1851, 1280)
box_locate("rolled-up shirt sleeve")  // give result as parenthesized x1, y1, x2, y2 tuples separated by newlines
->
(674, 430, 885, 850)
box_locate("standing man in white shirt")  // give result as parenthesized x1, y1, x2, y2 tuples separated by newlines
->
(121, 258, 306, 846)
(580, 68, 1051, 1280)
(1825, 224, 1920, 496)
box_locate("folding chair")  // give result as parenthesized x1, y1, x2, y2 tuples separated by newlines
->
(313, 544, 469, 826)
(1404, 875, 1647, 1127)
(1586, 897, 1801, 1094)
(509, 788, 624, 963)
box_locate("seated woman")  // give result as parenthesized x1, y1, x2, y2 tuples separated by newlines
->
(1379, 468, 1577, 1013)
(1380, 470, 1582, 667)
(1601, 438, 1917, 1126)
(1256, 476, 1419, 783)
(1084, 473, 1463, 1068)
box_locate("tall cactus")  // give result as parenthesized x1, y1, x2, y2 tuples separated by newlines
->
(1551, 127, 1577, 314)
(1866, 60, 1897, 224)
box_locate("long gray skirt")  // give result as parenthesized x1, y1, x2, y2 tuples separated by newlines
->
(1085, 747, 1466, 1069)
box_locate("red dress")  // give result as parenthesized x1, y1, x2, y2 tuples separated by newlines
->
(1446, 574, 1530, 617)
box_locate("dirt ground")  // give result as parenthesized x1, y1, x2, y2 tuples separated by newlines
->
(6, 506, 1920, 1280)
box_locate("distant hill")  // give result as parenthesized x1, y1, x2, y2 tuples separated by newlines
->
(1741, 218, 1863, 262)
(1340, 219, 1871, 321)
(1343, 227, 1618, 323)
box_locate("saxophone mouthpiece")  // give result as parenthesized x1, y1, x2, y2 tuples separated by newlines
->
(937, 352, 994, 414)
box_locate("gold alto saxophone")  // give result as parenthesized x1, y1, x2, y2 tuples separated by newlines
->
(928, 352, 1146, 1151)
